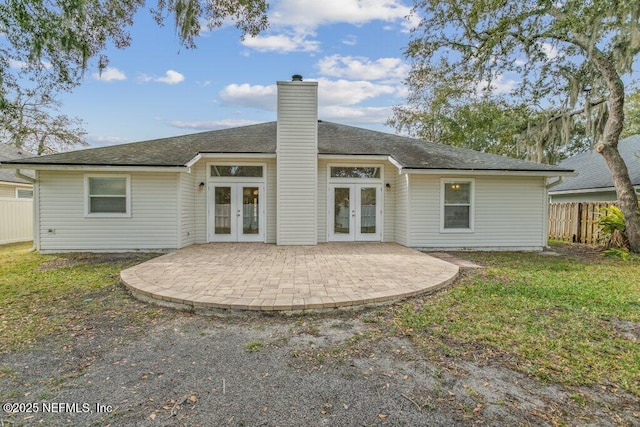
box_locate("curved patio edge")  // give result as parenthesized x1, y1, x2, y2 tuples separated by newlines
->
(120, 243, 459, 314)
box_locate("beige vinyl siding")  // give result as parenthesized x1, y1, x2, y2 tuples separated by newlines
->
(318, 159, 396, 242)
(394, 173, 409, 246)
(266, 160, 277, 243)
(276, 81, 318, 245)
(0, 184, 15, 198)
(38, 170, 178, 252)
(317, 159, 327, 242)
(178, 172, 196, 248)
(193, 161, 207, 243)
(382, 162, 396, 242)
(192, 158, 276, 243)
(409, 175, 546, 250)
(0, 197, 33, 244)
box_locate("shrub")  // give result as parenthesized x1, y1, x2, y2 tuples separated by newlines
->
(597, 205, 629, 249)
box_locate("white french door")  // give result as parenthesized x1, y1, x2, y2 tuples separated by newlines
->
(208, 183, 264, 242)
(329, 184, 382, 242)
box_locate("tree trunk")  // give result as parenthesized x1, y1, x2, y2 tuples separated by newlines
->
(599, 87, 640, 252)
(37, 135, 46, 156)
(581, 42, 640, 252)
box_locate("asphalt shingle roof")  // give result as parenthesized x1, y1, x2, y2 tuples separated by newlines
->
(550, 135, 640, 192)
(1, 121, 571, 173)
(0, 143, 34, 184)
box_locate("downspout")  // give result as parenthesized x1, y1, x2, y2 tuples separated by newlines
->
(546, 176, 564, 190)
(15, 169, 35, 184)
(15, 169, 38, 252)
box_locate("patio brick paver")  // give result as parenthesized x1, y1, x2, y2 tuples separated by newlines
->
(120, 243, 459, 312)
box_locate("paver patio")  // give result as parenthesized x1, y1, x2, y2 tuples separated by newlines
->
(120, 243, 459, 312)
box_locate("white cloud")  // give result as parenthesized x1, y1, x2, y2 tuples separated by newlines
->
(219, 79, 402, 112)
(92, 67, 127, 82)
(342, 35, 358, 46)
(156, 70, 185, 84)
(270, 0, 412, 30)
(316, 78, 397, 105)
(9, 59, 28, 69)
(9, 59, 53, 70)
(240, 0, 415, 54)
(540, 42, 560, 60)
(242, 33, 321, 53)
(319, 105, 393, 124)
(219, 83, 278, 110)
(317, 55, 410, 81)
(138, 70, 185, 85)
(168, 119, 261, 130)
(476, 74, 518, 95)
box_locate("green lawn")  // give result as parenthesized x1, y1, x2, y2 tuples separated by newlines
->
(3, 241, 639, 397)
(395, 244, 640, 396)
(0, 242, 164, 352)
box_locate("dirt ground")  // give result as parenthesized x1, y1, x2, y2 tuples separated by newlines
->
(1, 248, 639, 426)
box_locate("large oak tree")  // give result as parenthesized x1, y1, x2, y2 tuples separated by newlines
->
(399, 0, 640, 252)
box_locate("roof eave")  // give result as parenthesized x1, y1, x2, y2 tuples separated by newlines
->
(399, 168, 576, 177)
(549, 185, 640, 195)
(0, 163, 189, 172)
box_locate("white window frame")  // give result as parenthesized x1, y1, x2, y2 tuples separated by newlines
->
(440, 178, 474, 233)
(327, 164, 384, 183)
(206, 162, 267, 243)
(208, 163, 266, 182)
(84, 174, 131, 218)
(326, 163, 384, 242)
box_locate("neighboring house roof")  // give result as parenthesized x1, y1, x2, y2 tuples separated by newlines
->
(0, 143, 35, 184)
(1, 121, 571, 174)
(550, 134, 640, 193)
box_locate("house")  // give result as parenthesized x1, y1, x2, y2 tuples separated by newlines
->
(0, 144, 34, 245)
(0, 144, 34, 199)
(549, 134, 640, 203)
(0, 76, 573, 253)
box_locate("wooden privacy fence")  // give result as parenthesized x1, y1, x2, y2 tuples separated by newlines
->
(0, 197, 33, 245)
(548, 201, 616, 245)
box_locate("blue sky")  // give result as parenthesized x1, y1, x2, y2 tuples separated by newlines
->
(57, 0, 420, 147)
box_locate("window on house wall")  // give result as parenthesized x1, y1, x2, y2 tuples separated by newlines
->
(442, 180, 474, 231)
(330, 166, 380, 179)
(211, 165, 263, 177)
(85, 176, 130, 216)
(16, 189, 33, 199)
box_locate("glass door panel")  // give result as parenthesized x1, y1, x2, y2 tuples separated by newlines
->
(241, 186, 260, 236)
(214, 186, 232, 235)
(334, 187, 351, 235)
(355, 185, 381, 241)
(359, 187, 377, 234)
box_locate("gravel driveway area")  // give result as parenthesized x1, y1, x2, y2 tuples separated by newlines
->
(2, 305, 637, 426)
